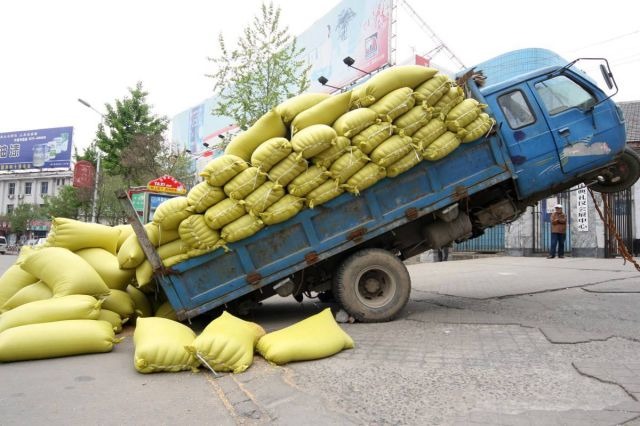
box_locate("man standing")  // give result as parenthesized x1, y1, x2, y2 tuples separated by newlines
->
(548, 204, 567, 259)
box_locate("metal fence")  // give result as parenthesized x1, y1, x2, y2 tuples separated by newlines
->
(604, 188, 633, 257)
(454, 224, 505, 252)
(533, 191, 572, 254)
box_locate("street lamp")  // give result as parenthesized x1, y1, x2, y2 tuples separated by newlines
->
(77, 98, 105, 223)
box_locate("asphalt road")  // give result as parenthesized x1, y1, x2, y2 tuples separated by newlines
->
(1, 253, 640, 425)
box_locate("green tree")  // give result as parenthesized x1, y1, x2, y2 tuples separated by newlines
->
(43, 186, 86, 220)
(207, 1, 310, 130)
(8, 203, 46, 239)
(95, 82, 168, 182)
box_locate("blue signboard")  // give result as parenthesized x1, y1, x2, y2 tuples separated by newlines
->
(0, 126, 73, 170)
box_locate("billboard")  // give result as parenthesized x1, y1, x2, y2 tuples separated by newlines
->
(0, 126, 73, 171)
(298, 0, 393, 92)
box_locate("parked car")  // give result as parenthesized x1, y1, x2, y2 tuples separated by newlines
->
(0, 236, 7, 254)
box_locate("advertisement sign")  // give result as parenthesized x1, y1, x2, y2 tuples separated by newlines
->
(73, 160, 95, 189)
(298, 0, 393, 92)
(146, 175, 187, 195)
(148, 193, 174, 222)
(0, 127, 73, 170)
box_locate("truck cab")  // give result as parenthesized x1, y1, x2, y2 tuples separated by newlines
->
(460, 48, 638, 200)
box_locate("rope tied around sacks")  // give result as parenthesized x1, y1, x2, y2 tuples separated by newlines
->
(589, 188, 640, 272)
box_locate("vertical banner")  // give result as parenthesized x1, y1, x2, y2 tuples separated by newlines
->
(189, 104, 205, 154)
(576, 184, 589, 231)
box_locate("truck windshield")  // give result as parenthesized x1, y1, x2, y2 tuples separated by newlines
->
(534, 76, 596, 115)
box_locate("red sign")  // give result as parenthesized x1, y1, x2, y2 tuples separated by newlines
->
(415, 54, 430, 67)
(146, 175, 187, 195)
(73, 160, 95, 189)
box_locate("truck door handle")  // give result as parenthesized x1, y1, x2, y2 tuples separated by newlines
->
(559, 127, 570, 137)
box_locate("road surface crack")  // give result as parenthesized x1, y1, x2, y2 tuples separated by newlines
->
(572, 362, 638, 402)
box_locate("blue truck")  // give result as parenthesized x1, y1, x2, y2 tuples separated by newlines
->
(133, 48, 639, 322)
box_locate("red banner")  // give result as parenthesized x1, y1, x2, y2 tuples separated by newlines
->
(73, 160, 95, 189)
(146, 175, 187, 195)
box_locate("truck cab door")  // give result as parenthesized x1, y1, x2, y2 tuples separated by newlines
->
(528, 74, 613, 176)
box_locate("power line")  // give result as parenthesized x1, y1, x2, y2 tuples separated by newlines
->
(570, 29, 640, 52)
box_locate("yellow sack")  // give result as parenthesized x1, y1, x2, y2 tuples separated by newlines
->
(260, 194, 305, 225)
(98, 309, 127, 333)
(186, 311, 266, 373)
(387, 148, 423, 178)
(21, 247, 110, 298)
(221, 215, 265, 243)
(134, 317, 199, 373)
(16, 244, 38, 264)
(412, 119, 447, 151)
(291, 124, 337, 159)
(200, 154, 249, 187)
(446, 98, 485, 132)
(45, 217, 120, 254)
(0, 319, 117, 362)
(154, 301, 178, 320)
(256, 308, 354, 365)
(275, 92, 330, 124)
(371, 135, 414, 167)
(114, 224, 134, 251)
(423, 131, 461, 161)
(204, 198, 246, 230)
(433, 86, 464, 117)
(352, 122, 394, 155)
(152, 196, 193, 231)
(116, 224, 180, 270)
(370, 87, 415, 122)
(242, 181, 285, 216)
(311, 136, 351, 168)
(75, 248, 134, 291)
(135, 261, 156, 288)
(306, 180, 345, 208)
(1, 281, 52, 312)
(102, 289, 136, 319)
(332, 108, 378, 138)
(268, 153, 308, 186)
(224, 110, 287, 161)
(0, 295, 100, 333)
(394, 105, 433, 137)
(328, 147, 369, 184)
(158, 238, 191, 260)
(187, 182, 226, 213)
(179, 214, 221, 250)
(223, 167, 267, 201)
(0, 265, 38, 307)
(291, 91, 352, 135)
(343, 163, 387, 195)
(350, 65, 438, 108)
(460, 112, 495, 143)
(127, 284, 153, 318)
(413, 73, 452, 106)
(250, 137, 292, 172)
(287, 165, 329, 197)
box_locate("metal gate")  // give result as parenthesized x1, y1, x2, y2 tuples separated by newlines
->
(533, 191, 572, 254)
(454, 224, 505, 252)
(604, 188, 633, 257)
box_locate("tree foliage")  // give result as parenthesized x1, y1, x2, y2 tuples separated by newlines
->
(207, 2, 311, 129)
(43, 186, 87, 220)
(8, 204, 46, 237)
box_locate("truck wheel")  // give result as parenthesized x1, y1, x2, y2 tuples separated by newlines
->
(333, 248, 411, 322)
(591, 148, 640, 193)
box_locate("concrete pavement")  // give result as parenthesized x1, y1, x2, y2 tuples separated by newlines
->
(1, 255, 640, 425)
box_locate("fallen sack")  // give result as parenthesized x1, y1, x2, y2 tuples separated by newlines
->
(199, 154, 249, 187)
(220, 214, 265, 243)
(152, 196, 193, 231)
(114, 224, 134, 251)
(154, 301, 178, 321)
(250, 137, 292, 172)
(0, 264, 38, 307)
(352, 122, 394, 155)
(256, 308, 354, 365)
(98, 309, 127, 333)
(370, 87, 415, 122)
(224, 167, 268, 201)
(291, 124, 337, 159)
(127, 285, 153, 318)
(1, 281, 53, 312)
(413, 73, 452, 106)
(291, 91, 352, 135)
(287, 165, 329, 197)
(311, 136, 351, 168)
(0, 319, 118, 362)
(204, 198, 246, 230)
(343, 162, 387, 195)
(178, 214, 221, 250)
(350, 65, 438, 108)
(186, 311, 266, 374)
(332, 108, 378, 138)
(20, 247, 110, 298)
(76, 248, 134, 291)
(101, 289, 136, 319)
(274, 92, 330, 124)
(187, 182, 226, 213)
(260, 194, 305, 225)
(134, 317, 199, 373)
(224, 110, 288, 161)
(0, 295, 100, 333)
(423, 131, 461, 161)
(45, 217, 120, 254)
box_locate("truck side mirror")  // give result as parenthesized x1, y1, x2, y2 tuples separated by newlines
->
(600, 64, 614, 90)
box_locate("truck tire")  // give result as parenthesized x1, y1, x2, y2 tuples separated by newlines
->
(333, 248, 411, 322)
(591, 147, 640, 193)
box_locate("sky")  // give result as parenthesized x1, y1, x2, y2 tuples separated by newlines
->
(1, 0, 639, 155)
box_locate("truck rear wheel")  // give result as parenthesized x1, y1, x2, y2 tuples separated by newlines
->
(333, 248, 411, 322)
(591, 147, 640, 193)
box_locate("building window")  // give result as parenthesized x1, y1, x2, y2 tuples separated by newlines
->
(41, 182, 49, 195)
(8, 182, 15, 195)
(7, 204, 14, 214)
(25, 182, 32, 195)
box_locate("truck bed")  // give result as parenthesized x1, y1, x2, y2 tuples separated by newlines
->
(159, 136, 514, 319)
